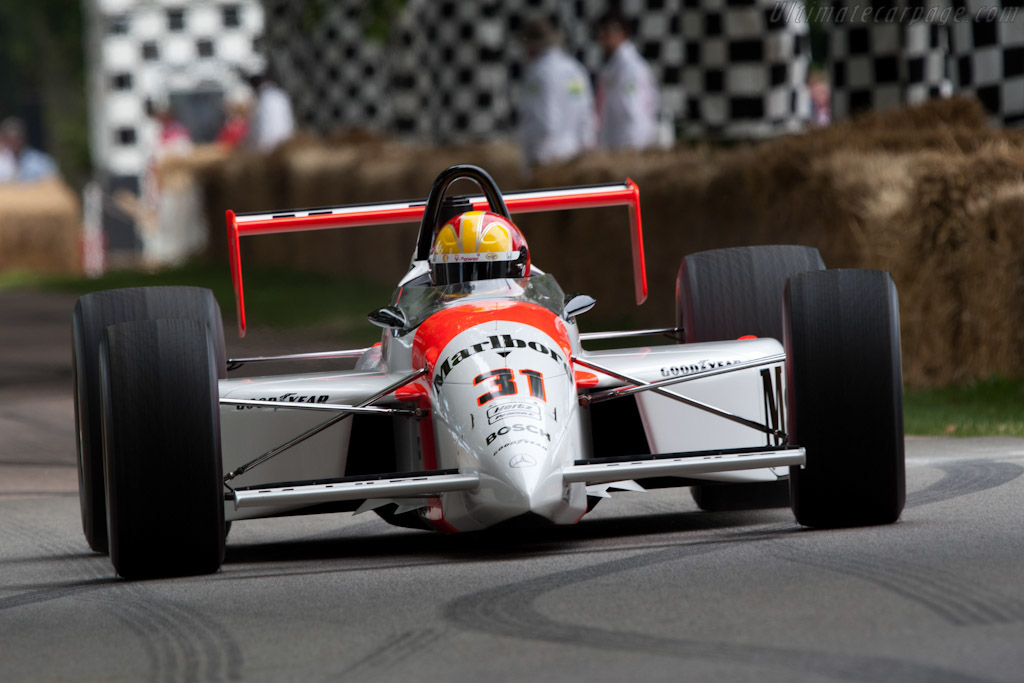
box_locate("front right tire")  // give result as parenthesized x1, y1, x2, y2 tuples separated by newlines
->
(784, 269, 905, 528)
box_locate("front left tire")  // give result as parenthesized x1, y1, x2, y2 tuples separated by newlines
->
(72, 286, 225, 553)
(101, 318, 225, 579)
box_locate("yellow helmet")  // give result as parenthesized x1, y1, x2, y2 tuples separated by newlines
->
(429, 211, 530, 285)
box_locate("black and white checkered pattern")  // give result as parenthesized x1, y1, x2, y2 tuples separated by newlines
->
(905, 16, 955, 104)
(87, 0, 1021, 182)
(86, 0, 265, 177)
(828, 0, 907, 118)
(261, 0, 689, 142)
(949, 0, 1024, 125)
(680, 0, 811, 137)
(827, 0, 1022, 125)
(261, 0, 808, 142)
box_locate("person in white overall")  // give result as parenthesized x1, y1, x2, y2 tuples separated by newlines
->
(517, 16, 596, 169)
(595, 11, 659, 150)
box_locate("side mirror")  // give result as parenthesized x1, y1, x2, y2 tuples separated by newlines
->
(564, 293, 596, 319)
(368, 305, 409, 330)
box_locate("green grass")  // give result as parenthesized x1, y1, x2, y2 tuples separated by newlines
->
(904, 376, 1024, 437)
(0, 261, 394, 344)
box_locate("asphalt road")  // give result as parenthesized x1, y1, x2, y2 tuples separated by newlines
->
(2, 290, 1024, 683)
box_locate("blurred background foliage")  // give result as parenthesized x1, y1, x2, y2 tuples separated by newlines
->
(0, 0, 91, 189)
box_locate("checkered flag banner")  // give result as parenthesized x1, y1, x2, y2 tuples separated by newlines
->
(86, 0, 265, 178)
(86, 0, 1022, 185)
(823, 0, 1022, 125)
(260, 0, 810, 142)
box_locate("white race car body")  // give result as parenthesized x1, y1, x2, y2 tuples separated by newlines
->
(79, 164, 904, 581)
(218, 271, 798, 531)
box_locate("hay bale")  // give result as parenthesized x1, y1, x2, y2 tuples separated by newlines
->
(0, 180, 82, 275)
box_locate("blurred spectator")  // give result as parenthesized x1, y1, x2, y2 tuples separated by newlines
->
(135, 95, 204, 268)
(216, 86, 253, 149)
(0, 117, 59, 182)
(595, 11, 659, 150)
(147, 96, 193, 158)
(247, 70, 295, 151)
(0, 134, 14, 182)
(517, 16, 595, 169)
(808, 68, 831, 127)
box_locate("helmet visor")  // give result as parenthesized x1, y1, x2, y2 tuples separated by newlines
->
(430, 250, 526, 285)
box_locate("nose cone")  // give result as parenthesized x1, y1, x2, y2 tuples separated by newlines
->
(446, 428, 587, 529)
(524, 466, 587, 524)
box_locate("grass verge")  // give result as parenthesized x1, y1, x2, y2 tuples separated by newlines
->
(903, 376, 1024, 437)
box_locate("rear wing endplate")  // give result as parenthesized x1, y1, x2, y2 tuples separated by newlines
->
(225, 180, 645, 337)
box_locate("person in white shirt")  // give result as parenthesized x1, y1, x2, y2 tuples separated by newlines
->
(517, 16, 595, 169)
(0, 117, 59, 182)
(0, 138, 15, 182)
(595, 11, 659, 150)
(247, 71, 295, 151)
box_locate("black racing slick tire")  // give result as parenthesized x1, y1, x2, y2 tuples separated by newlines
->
(677, 245, 826, 343)
(101, 319, 225, 579)
(784, 269, 905, 528)
(73, 286, 225, 554)
(677, 245, 825, 512)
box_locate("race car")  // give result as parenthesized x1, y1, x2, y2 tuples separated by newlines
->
(72, 164, 905, 579)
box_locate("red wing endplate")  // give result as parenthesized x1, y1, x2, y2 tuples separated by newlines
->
(226, 181, 645, 336)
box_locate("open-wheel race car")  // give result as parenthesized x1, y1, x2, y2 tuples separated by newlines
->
(72, 164, 905, 579)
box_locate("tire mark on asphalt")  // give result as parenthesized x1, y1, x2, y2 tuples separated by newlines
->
(444, 534, 995, 683)
(907, 461, 1023, 509)
(0, 577, 117, 611)
(0, 524, 114, 611)
(95, 584, 244, 683)
(772, 550, 1024, 627)
(336, 629, 442, 680)
(1, 517, 244, 682)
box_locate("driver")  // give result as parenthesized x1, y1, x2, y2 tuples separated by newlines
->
(429, 211, 530, 285)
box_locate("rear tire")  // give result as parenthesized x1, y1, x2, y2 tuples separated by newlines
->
(101, 319, 225, 579)
(690, 480, 792, 512)
(677, 245, 826, 344)
(784, 269, 905, 528)
(677, 246, 825, 511)
(72, 287, 225, 553)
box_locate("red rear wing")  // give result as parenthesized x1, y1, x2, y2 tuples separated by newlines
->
(225, 180, 645, 336)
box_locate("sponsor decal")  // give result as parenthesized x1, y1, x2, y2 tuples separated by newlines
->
(494, 438, 547, 457)
(433, 335, 567, 389)
(485, 423, 551, 446)
(509, 454, 537, 468)
(486, 401, 542, 425)
(439, 252, 516, 264)
(235, 393, 330, 410)
(659, 359, 742, 378)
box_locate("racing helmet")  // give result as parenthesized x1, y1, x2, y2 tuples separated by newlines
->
(429, 211, 530, 285)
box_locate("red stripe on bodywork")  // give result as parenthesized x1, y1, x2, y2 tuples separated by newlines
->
(412, 301, 572, 372)
(574, 369, 600, 389)
(425, 497, 460, 534)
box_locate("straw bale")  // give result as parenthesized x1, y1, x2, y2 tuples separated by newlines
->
(0, 180, 82, 275)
